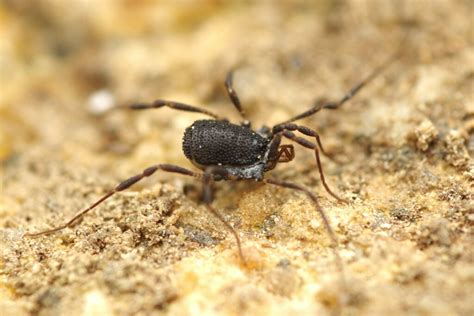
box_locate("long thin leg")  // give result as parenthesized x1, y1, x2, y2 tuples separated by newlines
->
(225, 71, 249, 124)
(119, 99, 224, 120)
(271, 123, 346, 202)
(24, 164, 199, 237)
(201, 167, 245, 263)
(280, 130, 347, 203)
(278, 50, 400, 125)
(25, 163, 246, 263)
(273, 123, 333, 160)
(263, 178, 346, 287)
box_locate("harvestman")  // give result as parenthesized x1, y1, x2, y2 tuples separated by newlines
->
(25, 54, 398, 278)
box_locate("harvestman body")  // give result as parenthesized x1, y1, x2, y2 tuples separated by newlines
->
(25, 56, 396, 273)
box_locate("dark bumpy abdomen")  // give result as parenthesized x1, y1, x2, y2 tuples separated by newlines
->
(182, 120, 269, 166)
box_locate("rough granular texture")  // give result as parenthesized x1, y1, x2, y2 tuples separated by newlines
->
(182, 120, 269, 166)
(1, 1, 473, 316)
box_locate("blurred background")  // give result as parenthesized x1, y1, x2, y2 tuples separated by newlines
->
(1, 1, 470, 167)
(2, 0, 460, 164)
(0, 1, 473, 315)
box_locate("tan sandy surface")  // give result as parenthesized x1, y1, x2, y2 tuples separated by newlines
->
(1, 1, 473, 316)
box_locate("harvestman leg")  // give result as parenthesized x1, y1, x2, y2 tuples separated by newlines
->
(118, 71, 250, 123)
(24, 164, 199, 237)
(273, 123, 334, 160)
(266, 133, 296, 170)
(278, 49, 401, 125)
(225, 71, 250, 125)
(263, 178, 346, 285)
(201, 167, 245, 262)
(272, 124, 347, 203)
(24, 163, 245, 262)
(120, 99, 224, 120)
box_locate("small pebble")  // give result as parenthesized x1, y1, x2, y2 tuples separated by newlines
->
(87, 90, 116, 114)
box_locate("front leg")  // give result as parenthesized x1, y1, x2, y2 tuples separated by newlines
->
(271, 124, 347, 202)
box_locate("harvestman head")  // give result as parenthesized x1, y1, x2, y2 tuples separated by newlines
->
(25, 50, 399, 289)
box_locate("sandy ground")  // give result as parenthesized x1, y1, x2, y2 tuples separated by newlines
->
(1, 1, 473, 315)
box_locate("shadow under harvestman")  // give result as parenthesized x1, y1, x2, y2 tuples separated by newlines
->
(25, 52, 399, 284)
